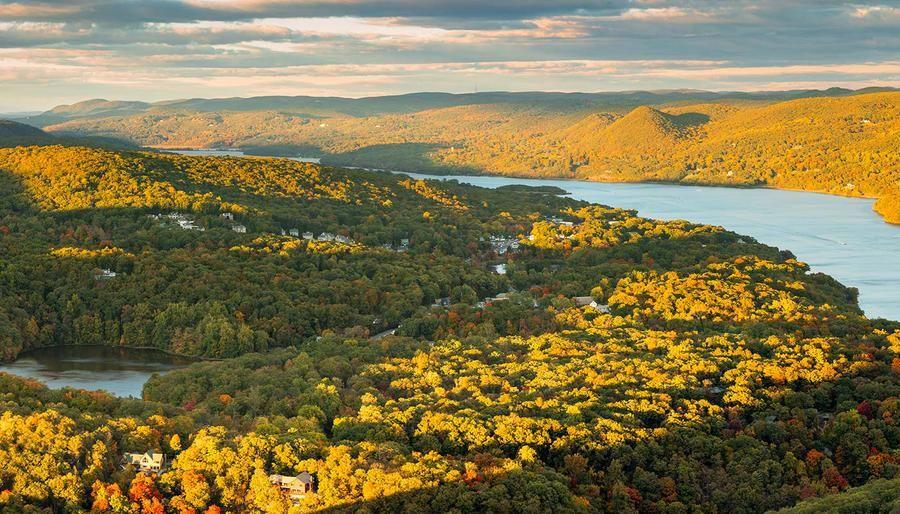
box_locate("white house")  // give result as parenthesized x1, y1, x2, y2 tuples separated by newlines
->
(95, 269, 117, 280)
(232, 224, 247, 233)
(573, 296, 610, 313)
(123, 452, 166, 474)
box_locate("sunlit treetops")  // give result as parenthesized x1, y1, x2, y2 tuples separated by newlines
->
(0, 141, 898, 513)
(43, 91, 899, 221)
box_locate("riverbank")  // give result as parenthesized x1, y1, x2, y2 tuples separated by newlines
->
(0, 345, 199, 397)
(2, 343, 220, 364)
(169, 148, 899, 321)
(161, 146, 895, 224)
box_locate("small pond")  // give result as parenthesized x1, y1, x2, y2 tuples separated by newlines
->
(0, 346, 195, 397)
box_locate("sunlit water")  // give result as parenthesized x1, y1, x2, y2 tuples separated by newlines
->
(0, 346, 193, 397)
(404, 173, 900, 321)
(15, 150, 891, 395)
(176, 149, 900, 320)
(174, 149, 320, 163)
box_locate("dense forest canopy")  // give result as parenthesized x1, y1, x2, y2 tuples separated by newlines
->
(21, 88, 900, 224)
(0, 142, 898, 513)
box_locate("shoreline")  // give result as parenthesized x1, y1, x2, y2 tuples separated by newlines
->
(163, 146, 884, 205)
(6, 343, 220, 363)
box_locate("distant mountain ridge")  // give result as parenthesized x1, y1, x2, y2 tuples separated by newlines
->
(17, 87, 900, 224)
(21, 86, 896, 126)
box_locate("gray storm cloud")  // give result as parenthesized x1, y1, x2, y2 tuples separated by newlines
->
(0, 0, 897, 110)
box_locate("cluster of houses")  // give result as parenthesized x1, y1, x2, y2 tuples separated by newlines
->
(148, 211, 416, 252)
(432, 292, 533, 310)
(380, 238, 410, 252)
(149, 212, 204, 231)
(274, 227, 358, 244)
(149, 211, 247, 233)
(121, 452, 316, 505)
(220, 212, 247, 233)
(431, 293, 609, 313)
(486, 235, 520, 255)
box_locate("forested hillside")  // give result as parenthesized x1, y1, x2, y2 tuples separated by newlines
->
(0, 145, 570, 359)
(0, 119, 57, 147)
(0, 142, 899, 512)
(35, 89, 900, 224)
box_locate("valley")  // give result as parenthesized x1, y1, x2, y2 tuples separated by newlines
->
(4, 1, 899, 511)
(0, 142, 898, 512)
(22, 89, 899, 224)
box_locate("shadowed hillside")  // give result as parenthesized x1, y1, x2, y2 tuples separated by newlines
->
(0, 119, 56, 147)
(32, 89, 899, 223)
(1, 141, 899, 512)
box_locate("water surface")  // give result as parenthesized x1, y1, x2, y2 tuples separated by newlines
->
(0, 346, 194, 397)
(173, 149, 900, 321)
(405, 173, 900, 321)
(175, 149, 320, 162)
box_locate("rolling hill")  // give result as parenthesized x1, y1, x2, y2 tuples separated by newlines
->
(0, 119, 57, 147)
(22, 88, 900, 223)
(2, 141, 899, 513)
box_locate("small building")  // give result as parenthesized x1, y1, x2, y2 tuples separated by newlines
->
(432, 297, 451, 307)
(160, 212, 204, 231)
(288, 228, 299, 237)
(573, 296, 594, 307)
(573, 296, 610, 313)
(301, 231, 313, 240)
(221, 212, 234, 221)
(232, 224, 247, 233)
(492, 264, 507, 275)
(269, 472, 315, 503)
(178, 219, 202, 231)
(318, 232, 335, 242)
(95, 268, 117, 280)
(335, 235, 351, 244)
(546, 216, 575, 227)
(123, 452, 166, 474)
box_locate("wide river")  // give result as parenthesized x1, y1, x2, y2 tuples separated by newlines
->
(4, 150, 895, 397)
(176, 150, 899, 320)
(404, 172, 900, 320)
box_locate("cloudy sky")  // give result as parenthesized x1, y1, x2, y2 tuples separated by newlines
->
(1, 0, 898, 111)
